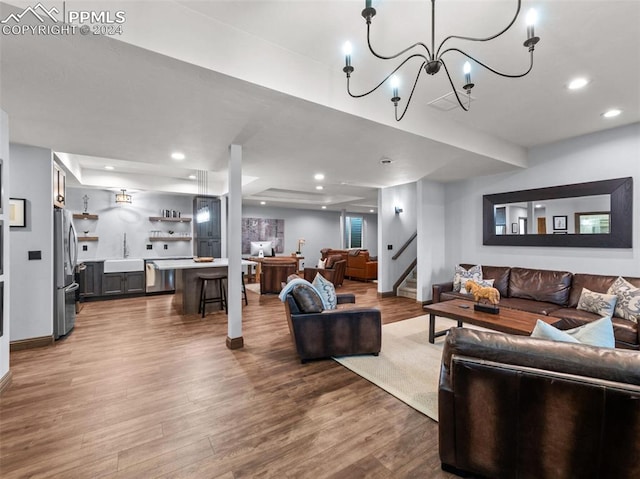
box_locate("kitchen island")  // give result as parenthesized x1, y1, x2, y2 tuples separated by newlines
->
(154, 258, 256, 315)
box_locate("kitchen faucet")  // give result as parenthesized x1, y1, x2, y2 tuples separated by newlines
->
(123, 232, 129, 258)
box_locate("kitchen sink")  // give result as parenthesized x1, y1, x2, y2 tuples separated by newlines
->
(103, 259, 145, 273)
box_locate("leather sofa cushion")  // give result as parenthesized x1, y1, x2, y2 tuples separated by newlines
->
(497, 297, 563, 316)
(461, 263, 510, 298)
(440, 291, 471, 302)
(325, 254, 343, 269)
(568, 274, 618, 308)
(509, 267, 572, 306)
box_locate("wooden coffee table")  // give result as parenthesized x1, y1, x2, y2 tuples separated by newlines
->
(423, 299, 562, 344)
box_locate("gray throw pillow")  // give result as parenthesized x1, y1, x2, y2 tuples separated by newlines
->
(576, 288, 617, 317)
(453, 264, 483, 292)
(291, 284, 324, 313)
(607, 276, 640, 323)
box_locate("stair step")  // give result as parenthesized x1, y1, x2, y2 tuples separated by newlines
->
(405, 278, 417, 287)
(397, 286, 417, 299)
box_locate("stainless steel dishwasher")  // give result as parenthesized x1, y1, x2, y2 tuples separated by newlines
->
(145, 260, 175, 294)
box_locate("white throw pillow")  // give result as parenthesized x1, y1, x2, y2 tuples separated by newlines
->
(607, 276, 640, 323)
(453, 265, 483, 292)
(576, 288, 617, 317)
(316, 259, 326, 269)
(460, 278, 495, 295)
(312, 273, 337, 310)
(531, 316, 615, 348)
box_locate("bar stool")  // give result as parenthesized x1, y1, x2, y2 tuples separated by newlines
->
(198, 273, 227, 317)
(241, 273, 248, 306)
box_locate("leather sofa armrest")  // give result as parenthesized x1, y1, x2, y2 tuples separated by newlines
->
(337, 293, 356, 304)
(432, 281, 454, 303)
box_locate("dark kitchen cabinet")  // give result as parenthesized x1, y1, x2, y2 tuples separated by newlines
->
(103, 271, 145, 296)
(79, 261, 103, 298)
(193, 196, 221, 257)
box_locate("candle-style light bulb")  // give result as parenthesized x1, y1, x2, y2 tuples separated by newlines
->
(343, 41, 352, 67)
(390, 75, 400, 97)
(463, 61, 471, 85)
(526, 8, 537, 39)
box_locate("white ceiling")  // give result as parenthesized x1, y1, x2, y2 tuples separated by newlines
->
(1, 0, 638, 212)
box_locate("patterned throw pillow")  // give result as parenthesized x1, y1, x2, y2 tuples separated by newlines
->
(453, 265, 483, 292)
(312, 273, 337, 310)
(607, 276, 640, 323)
(460, 278, 495, 295)
(576, 288, 617, 317)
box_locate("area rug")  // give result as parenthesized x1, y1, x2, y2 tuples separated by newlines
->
(245, 283, 261, 294)
(333, 316, 488, 421)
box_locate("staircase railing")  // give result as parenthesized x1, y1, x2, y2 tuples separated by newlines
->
(392, 231, 417, 260)
(393, 258, 417, 296)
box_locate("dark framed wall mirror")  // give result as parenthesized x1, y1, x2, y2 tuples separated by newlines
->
(483, 177, 633, 248)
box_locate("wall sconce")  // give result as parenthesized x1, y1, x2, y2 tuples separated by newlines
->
(115, 189, 132, 204)
(395, 206, 403, 214)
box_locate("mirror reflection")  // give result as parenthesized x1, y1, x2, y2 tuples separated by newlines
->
(494, 194, 610, 235)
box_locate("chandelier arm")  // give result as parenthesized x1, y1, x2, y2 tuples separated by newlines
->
(395, 62, 427, 121)
(435, 0, 521, 58)
(440, 60, 470, 112)
(440, 47, 534, 78)
(346, 54, 429, 99)
(367, 22, 432, 60)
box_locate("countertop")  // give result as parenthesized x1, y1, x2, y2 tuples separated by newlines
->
(153, 258, 257, 270)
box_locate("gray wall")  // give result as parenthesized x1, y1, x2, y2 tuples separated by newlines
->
(378, 182, 418, 293)
(443, 123, 640, 278)
(9, 143, 54, 341)
(0, 111, 10, 377)
(67, 187, 194, 261)
(242, 205, 378, 269)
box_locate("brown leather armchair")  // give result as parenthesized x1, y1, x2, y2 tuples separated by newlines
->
(439, 328, 640, 479)
(303, 258, 346, 287)
(283, 292, 381, 363)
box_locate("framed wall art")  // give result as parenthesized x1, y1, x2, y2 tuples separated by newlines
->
(9, 197, 26, 228)
(553, 215, 567, 231)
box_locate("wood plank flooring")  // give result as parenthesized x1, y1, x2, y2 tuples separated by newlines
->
(0, 280, 458, 478)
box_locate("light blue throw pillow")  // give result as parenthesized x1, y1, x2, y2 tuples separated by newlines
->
(312, 273, 337, 310)
(531, 316, 615, 348)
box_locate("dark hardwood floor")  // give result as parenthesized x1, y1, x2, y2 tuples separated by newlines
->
(0, 280, 457, 478)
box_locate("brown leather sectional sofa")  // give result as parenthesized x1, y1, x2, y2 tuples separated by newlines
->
(432, 263, 639, 349)
(320, 248, 377, 281)
(439, 328, 640, 479)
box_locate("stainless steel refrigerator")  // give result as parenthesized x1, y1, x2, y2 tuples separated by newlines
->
(54, 208, 79, 339)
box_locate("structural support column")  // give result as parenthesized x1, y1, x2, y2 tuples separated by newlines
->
(226, 144, 243, 349)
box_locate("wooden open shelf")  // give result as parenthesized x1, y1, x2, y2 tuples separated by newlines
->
(148, 217, 192, 223)
(149, 237, 192, 241)
(79, 236, 99, 242)
(73, 214, 99, 220)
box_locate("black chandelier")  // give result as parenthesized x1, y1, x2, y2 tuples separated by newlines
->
(342, 0, 540, 121)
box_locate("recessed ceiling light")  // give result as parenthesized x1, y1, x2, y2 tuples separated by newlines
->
(316, 185, 324, 190)
(314, 173, 325, 181)
(321, 206, 327, 209)
(260, 201, 266, 205)
(188, 174, 196, 180)
(535, 204, 543, 208)
(369, 209, 375, 213)
(104, 165, 115, 170)
(380, 158, 393, 165)
(602, 109, 622, 118)
(567, 77, 589, 90)
(171, 152, 185, 160)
